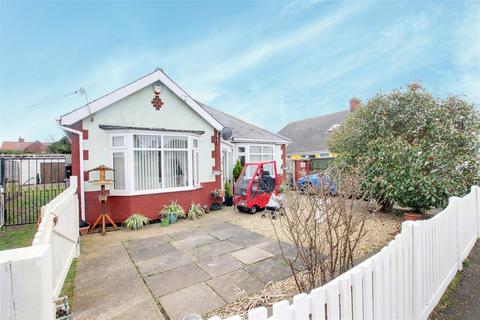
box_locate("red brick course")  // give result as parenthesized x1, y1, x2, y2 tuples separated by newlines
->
(281, 144, 287, 183)
(83, 181, 219, 224)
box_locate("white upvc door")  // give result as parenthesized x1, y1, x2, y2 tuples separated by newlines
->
(221, 142, 234, 187)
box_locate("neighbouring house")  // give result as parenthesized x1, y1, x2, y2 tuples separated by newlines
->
(0, 137, 52, 153)
(57, 68, 290, 224)
(277, 98, 360, 183)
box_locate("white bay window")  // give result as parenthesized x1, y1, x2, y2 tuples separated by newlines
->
(109, 132, 201, 194)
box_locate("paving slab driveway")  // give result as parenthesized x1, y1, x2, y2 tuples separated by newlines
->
(75, 211, 297, 320)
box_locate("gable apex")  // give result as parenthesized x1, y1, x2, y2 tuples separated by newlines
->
(59, 69, 223, 131)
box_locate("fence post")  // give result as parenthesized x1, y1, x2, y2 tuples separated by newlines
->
(401, 221, 415, 319)
(0, 185, 4, 227)
(248, 306, 268, 320)
(474, 185, 480, 238)
(69, 175, 77, 189)
(451, 197, 463, 271)
(412, 221, 423, 319)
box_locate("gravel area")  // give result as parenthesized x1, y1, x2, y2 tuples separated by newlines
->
(230, 209, 402, 259)
(208, 205, 403, 318)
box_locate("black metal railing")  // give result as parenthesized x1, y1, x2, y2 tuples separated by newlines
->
(0, 155, 70, 226)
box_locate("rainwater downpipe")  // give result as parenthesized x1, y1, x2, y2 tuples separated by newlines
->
(57, 124, 85, 221)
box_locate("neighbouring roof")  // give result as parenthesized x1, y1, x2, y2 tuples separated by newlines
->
(58, 68, 223, 131)
(1, 140, 51, 152)
(277, 110, 350, 154)
(199, 104, 291, 144)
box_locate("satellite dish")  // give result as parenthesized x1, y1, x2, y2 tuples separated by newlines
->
(220, 127, 233, 140)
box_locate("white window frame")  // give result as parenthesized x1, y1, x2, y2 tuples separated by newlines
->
(248, 144, 274, 162)
(108, 130, 202, 196)
(192, 137, 199, 187)
(109, 133, 128, 191)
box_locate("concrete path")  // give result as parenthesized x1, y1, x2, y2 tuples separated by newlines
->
(431, 242, 480, 320)
(74, 208, 295, 320)
(74, 241, 164, 320)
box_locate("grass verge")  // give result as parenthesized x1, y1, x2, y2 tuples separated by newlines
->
(434, 259, 469, 312)
(60, 258, 78, 310)
(0, 224, 37, 250)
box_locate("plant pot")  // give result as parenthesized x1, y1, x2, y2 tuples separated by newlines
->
(168, 213, 177, 224)
(161, 217, 170, 227)
(79, 225, 90, 236)
(79, 219, 90, 236)
(404, 212, 424, 221)
(225, 196, 233, 206)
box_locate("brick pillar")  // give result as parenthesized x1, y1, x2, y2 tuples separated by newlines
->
(211, 129, 221, 189)
(70, 121, 83, 219)
(281, 144, 287, 183)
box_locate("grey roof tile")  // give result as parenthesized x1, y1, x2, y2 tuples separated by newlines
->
(277, 110, 350, 154)
(199, 103, 290, 143)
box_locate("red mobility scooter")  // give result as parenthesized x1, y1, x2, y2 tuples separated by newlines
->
(233, 160, 278, 214)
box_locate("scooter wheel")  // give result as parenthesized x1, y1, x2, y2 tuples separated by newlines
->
(249, 206, 257, 214)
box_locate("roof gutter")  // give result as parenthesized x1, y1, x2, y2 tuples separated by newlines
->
(57, 122, 85, 221)
(231, 137, 291, 144)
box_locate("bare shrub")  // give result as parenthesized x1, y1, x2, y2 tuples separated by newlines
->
(272, 169, 381, 293)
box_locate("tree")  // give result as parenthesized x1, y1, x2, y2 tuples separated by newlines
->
(48, 136, 71, 154)
(330, 84, 480, 213)
(232, 159, 243, 182)
(272, 168, 378, 292)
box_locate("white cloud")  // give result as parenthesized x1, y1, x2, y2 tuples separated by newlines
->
(451, 0, 480, 103)
(280, 0, 325, 17)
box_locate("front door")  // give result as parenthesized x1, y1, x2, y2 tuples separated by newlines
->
(221, 143, 233, 188)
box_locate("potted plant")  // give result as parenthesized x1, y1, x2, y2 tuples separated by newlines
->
(79, 219, 90, 236)
(277, 183, 287, 201)
(160, 214, 170, 227)
(401, 196, 427, 221)
(187, 203, 205, 220)
(233, 160, 243, 183)
(203, 205, 210, 214)
(224, 180, 233, 206)
(404, 211, 424, 221)
(211, 189, 224, 211)
(123, 213, 151, 230)
(160, 201, 186, 224)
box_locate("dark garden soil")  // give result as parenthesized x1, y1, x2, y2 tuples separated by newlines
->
(430, 242, 480, 320)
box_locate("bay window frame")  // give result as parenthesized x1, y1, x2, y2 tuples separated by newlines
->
(108, 130, 202, 196)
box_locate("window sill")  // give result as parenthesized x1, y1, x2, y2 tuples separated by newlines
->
(109, 185, 204, 196)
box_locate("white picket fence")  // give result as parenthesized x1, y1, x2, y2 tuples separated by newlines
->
(0, 176, 79, 320)
(210, 186, 480, 320)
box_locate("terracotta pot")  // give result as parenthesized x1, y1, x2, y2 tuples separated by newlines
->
(79, 225, 90, 236)
(404, 212, 423, 221)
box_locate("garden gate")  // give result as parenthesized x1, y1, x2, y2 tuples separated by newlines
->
(0, 155, 70, 226)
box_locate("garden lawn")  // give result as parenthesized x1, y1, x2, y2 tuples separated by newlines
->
(0, 224, 37, 250)
(60, 258, 78, 310)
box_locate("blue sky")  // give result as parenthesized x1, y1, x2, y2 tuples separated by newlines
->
(0, 0, 479, 142)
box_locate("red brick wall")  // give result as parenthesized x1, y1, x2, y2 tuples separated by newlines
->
(70, 121, 83, 218)
(83, 181, 219, 224)
(281, 144, 287, 183)
(211, 129, 221, 188)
